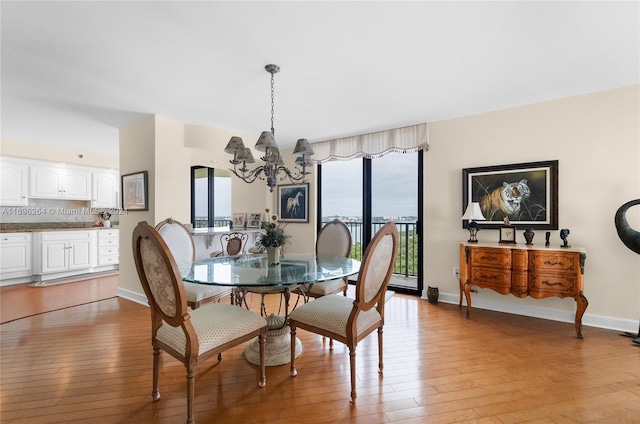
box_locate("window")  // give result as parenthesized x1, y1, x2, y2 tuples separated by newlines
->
(191, 166, 231, 228)
(319, 151, 423, 294)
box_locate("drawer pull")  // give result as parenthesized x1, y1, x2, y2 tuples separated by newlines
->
(477, 272, 501, 281)
(544, 259, 564, 267)
(541, 280, 563, 287)
(479, 254, 500, 262)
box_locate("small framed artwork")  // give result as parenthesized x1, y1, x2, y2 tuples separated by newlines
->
(499, 225, 517, 244)
(247, 212, 262, 228)
(232, 213, 246, 228)
(278, 183, 309, 223)
(122, 171, 148, 211)
(462, 160, 558, 230)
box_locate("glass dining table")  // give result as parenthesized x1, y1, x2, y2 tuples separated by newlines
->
(181, 252, 361, 366)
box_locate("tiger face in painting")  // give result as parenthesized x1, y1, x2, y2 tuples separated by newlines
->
(480, 179, 530, 220)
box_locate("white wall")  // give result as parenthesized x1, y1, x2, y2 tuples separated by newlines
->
(424, 85, 640, 330)
(0, 138, 119, 169)
(118, 116, 156, 297)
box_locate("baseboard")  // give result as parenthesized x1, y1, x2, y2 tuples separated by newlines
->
(117, 287, 149, 307)
(423, 290, 638, 334)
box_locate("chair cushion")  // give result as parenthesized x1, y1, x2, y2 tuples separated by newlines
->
(156, 303, 266, 355)
(306, 278, 346, 296)
(289, 295, 381, 338)
(183, 282, 230, 303)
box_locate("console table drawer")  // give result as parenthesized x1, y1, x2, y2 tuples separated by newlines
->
(470, 248, 511, 268)
(530, 274, 577, 294)
(470, 267, 511, 287)
(530, 252, 580, 273)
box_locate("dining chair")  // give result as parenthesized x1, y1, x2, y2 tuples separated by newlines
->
(133, 221, 267, 424)
(288, 221, 399, 403)
(302, 219, 353, 298)
(155, 218, 233, 308)
(210, 232, 249, 257)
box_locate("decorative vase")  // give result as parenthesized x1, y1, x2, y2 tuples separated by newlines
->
(103, 219, 111, 228)
(524, 228, 534, 245)
(266, 246, 281, 265)
(427, 286, 439, 304)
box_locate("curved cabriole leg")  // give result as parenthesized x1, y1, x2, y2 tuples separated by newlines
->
(378, 327, 384, 373)
(152, 347, 161, 401)
(575, 291, 589, 339)
(259, 334, 266, 387)
(186, 366, 196, 424)
(349, 347, 357, 403)
(290, 326, 298, 377)
(463, 281, 472, 319)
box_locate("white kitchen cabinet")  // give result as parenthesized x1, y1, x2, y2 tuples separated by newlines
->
(33, 231, 96, 280)
(0, 233, 32, 282)
(97, 229, 119, 267)
(0, 159, 29, 206)
(30, 165, 91, 200)
(92, 170, 119, 208)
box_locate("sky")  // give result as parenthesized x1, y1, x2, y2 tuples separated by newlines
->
(321, 152, 418, 218)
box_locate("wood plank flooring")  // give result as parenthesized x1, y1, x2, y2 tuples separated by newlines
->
(1, 287, 639, 423)
(0, 273, 119, 324)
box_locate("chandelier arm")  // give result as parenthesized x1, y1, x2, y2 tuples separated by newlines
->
(276, 165, 309, 184)
(229, 163, 268, 184)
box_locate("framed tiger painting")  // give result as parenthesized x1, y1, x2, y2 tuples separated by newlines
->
(462, 160, 558, 230)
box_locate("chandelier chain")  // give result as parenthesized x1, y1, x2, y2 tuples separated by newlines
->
(270, 72, 275, 136)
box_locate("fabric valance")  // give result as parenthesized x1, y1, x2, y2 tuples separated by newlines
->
(311, 123, 429, 163)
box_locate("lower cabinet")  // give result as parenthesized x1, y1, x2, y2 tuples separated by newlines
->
(97, 229, 119, 267)
(1, 229, 120, 285)
(0, 233, 32, 282)
(33, 231, 96, 280)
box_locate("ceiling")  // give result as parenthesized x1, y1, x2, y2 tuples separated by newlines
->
(2, 1, 638, 157)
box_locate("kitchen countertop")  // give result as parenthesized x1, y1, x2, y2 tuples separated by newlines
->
(0, 223, 119, 233)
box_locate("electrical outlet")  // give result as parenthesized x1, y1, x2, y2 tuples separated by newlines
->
(453, 266, 459, 277)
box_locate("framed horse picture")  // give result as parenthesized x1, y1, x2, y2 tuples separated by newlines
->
(278, 183, 309, 223)
(462, 160, 558, 230)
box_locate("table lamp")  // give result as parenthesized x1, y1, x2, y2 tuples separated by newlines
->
(462, 202, 486, 243)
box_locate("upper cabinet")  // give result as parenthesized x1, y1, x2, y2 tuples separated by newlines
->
(0, 158, 29, 206)
(92, 170, 119, 208)
(0, 156, 119, 205)
(30, 164, 92, 200)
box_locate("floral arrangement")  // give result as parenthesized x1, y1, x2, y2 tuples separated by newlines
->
(100, 211, 111, 221)
(257, 209, 289, 248)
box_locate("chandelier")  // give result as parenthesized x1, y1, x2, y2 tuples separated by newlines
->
(224, 64, 314, 192)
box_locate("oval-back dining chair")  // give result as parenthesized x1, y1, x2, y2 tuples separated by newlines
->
(288, 221, 399, 403)
(309, 219, 353, 297)
(155, 218, 233, 308)
(210, 232, 249, 257)
(133, 221, 267, 424)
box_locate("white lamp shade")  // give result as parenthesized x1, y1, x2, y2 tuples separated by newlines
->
(462, 202, 486, 221)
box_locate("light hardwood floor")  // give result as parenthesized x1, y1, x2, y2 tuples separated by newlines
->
(1, 285, 639, 423)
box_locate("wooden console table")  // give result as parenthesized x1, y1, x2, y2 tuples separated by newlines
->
(459, 243, 588, 339)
